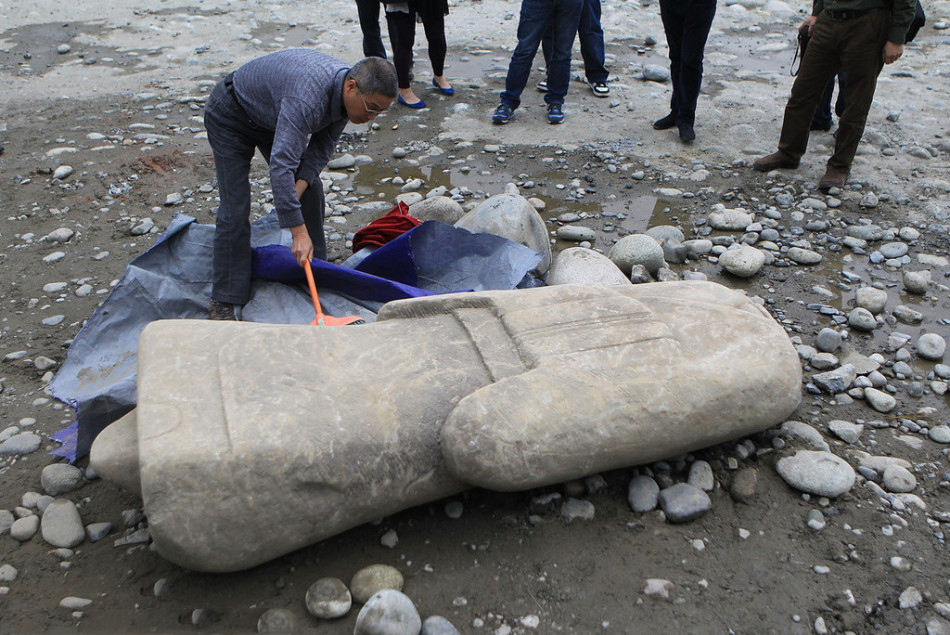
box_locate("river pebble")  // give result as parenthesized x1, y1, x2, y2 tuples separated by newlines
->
(657, 483, 711, 523)
(864, 387, 897, 413)
(422, 615, 461, 635)
(305, 577, 351, 619)
(350, 564, 404, 604)
(917, 333, 946, 360)
(775, 451, 855, 497)
(257, 608, 297, 634)
(354, 590, 421, 635)
(719, 245, 765, 278)
(882, 465, 917, 492)
(41, 463, 83, 496)
(827, 420, 863, 444)
(40, 499, 85, 548)
(628, 475, 660, 512)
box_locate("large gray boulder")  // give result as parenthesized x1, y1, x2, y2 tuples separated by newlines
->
(546, 247, 631, 286)
(91, 282, 800, 572)
(454, 193, 551, 273)
(409, 196, 464, 225)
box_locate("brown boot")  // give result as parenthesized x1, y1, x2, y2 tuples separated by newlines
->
(752, 152, 800, 172)
(817, 166, 849, 191)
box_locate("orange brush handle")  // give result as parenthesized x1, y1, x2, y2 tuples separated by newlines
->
(303, 260, 325, 322)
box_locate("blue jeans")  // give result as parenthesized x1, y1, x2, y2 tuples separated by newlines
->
(204, 80, 326, 305)
(500, 0, 583, 108)
(659, 0, 717, 126)
(542, 0, 607, 84)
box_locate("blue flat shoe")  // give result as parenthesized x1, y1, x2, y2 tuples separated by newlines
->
(397, 94, 427, 109)
(432, 78, 454, 96)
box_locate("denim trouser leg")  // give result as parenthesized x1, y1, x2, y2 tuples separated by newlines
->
(542, 0, 607, 84)
(356, 0, 387, 58)
(544, 0, 583, 105)
(660, 0, 716, 125)
(501, 0, 556, 110)
(578, 0, 607, 83)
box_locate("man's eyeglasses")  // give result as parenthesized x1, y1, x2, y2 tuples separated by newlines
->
(355, 83, 384, 115)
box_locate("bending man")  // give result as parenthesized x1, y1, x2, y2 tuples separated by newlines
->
(203, 51, 397, 320)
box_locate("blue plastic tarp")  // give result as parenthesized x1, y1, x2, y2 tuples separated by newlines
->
(50, 215, 543, 460)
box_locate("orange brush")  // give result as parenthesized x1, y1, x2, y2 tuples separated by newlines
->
(303, 260, 365, 326)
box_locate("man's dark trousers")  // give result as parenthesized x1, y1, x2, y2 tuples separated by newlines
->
(659, 0, 717, 127)
(542, 0, 608, 84)
(203, 80, 326, 305)
(356, 0, 387, 59)
(500, 0, 583, 109)
(778, 9, 889, 172)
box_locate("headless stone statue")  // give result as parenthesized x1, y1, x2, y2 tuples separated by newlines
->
(92, 281, 801, 572)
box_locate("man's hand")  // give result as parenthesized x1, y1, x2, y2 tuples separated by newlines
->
(295, 179, 308, 200)
(883, 41, 903, 64)
(800, 15, 818, 35)
(290, 224, 313, 267)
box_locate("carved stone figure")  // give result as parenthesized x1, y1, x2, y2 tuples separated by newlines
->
(92, 281, 801, 572)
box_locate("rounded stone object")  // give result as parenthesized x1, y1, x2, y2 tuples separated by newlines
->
(902, 270, 930, 295)
(776, 450, 855, 497)
(627, 475, 660, 512)
(929, 425, 950, 444)
(0, 564, 18, 582)
(455, 193, 552, 273)
(608, 234, 665, 275)
(708, 208, 753, 231)
(864, 387, 897, 413)
(917, 333, 946, 361)
(855, 287, 888, 314)
(815, 328, 842, 353)
(408, 196, 464, 225)
(41, 499, 85, 548)
(0, 432, 42, 456)
(556, 225, 597, 242)
(257, 608, 297, 634)
(354, 589, 421, 635)
(827, 420, 863, 444)
(350, 565, 405, 605)
(421, 615, 460, 635)
(546, 247, 629, 286)
(658, 483, 711, 523)
(11, 515, 40, 541)
(41, 463, 83, 496)
(718, 245, 765, 278)
(305, 577, 351, 619)
(786, 247, 822, 265)
(646, 225, 685, 244)
(847, 308, 877, 332)
(882, 465, 917, 493)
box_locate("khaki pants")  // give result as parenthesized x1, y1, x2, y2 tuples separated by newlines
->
(777, 8, 889, 172)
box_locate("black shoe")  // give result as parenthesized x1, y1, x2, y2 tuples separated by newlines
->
(678, 123, 695, 143)
(536, 80, 548, 93)
(208, 300, 236, 321)
(589, 80, 610, 97)
(810, 120, 832, 131)
(653, 113, 676, 130)
(492, 103, 514, 125)
(547, 103, 564, 124)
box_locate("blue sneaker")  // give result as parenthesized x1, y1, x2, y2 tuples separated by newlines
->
(547, 103, 564, 125)
(492, 103, 513, 125)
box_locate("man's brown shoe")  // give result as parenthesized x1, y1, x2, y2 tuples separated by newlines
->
(752, 152, 799, 172)
(817, 167, 849, 191)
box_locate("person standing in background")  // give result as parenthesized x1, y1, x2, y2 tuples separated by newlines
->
(538, 0, 610, 97)
(492, 0, 584, 125)
(653, 0, 717, 142)
(384, 0, 453, 108)
(356, 0, 388, 59)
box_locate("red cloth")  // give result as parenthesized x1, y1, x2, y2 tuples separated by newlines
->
(352, 201, 421, 252)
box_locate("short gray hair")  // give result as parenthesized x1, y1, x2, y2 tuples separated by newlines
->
(346, 57, 397, 98)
